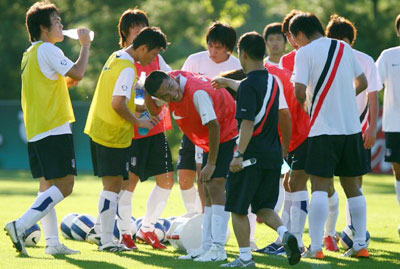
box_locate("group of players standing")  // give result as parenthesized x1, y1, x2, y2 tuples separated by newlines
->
(5, 1, 400, 268)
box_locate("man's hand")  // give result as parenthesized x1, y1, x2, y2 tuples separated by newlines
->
(66, 77, 79, 88)
(230, 157, 243, 173)
(363, 126, 377, 149)
(77, 27, 92, 47)
(137, 115, 160, 129)
(200, 163, 216, 182)
(211, 77, 229, 89)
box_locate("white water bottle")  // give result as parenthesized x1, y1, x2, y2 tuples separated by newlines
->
(63, 29, 94, 41)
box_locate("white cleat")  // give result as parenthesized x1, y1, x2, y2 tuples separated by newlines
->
(178, 247, 207, 260)
(250, 241, 258, 251)
(194, 244, 227, 262)
(45, 244, 80, 255)
(4, 221, 28, 256)
(86, 228, 101, 246)
(99, 241, 130, 252)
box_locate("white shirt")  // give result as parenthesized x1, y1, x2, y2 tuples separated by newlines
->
(353, 49, 383, 130)
(273, 75, 289, 110)
(28, 41, 75, 142)
(181, 51, 242, 78)
(292, 37, 364, 137)
(112, 51, 136, 100)
(376, 46, 400, 132)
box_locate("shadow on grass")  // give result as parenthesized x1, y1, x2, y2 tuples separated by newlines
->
(53, 255, 125, 269)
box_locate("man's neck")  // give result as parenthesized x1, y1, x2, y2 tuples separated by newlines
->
(244, 61, 265, 74)
(268, 54, 283, 64)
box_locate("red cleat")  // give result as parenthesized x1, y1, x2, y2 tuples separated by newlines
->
(256, 216, 263, 224)
(140, 229, 166, 249)
(324, 235, 340, 252)
(121, 234, 137, 250)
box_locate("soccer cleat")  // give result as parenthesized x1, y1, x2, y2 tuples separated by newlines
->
(220, 257, 256, 267)
(282, 232, 301, 265)
(301, 247, 325, 259)
(256, 242, 282, 254)
(343, 247, 369, 258)
(4, 221, 28, 256)
(178, 247, 207, 260)
(140, 229, 166, 249)
(121, 234, 137, 250)
(273, 246, 287, 256)
(99, 241, 130, 252)
(45, 244, 80, 255)
(194, 244, 227, 262)
(256, 216, 263, 224)
(250, 241, 258, 251)
(324, 235, 340, 252)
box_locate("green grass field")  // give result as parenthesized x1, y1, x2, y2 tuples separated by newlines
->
(0, 170, 399, 268)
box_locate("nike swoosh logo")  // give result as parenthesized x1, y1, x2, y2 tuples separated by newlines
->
(149, 238, 156, 244)
(211, 258, 217, 261)
(392, 64, 400, 67)
(172, 111, 184, 120)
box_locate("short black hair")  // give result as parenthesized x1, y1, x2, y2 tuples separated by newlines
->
(26, 1, 59, 42)
(326, 14, 357, 46)
(238, 31, 266, 61)
(396, 14, 400, 34)
(206, 21, 237, 52)
(144, 70, 169, 97)
(289, 12, 325, 39)
(282, 9, 303, 34)
(133, 27, 168, 51)
(119, 8, 149, 48)
(219, 69, 246, 99)
(263, 22, 286, 43)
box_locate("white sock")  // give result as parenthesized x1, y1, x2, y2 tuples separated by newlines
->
(239, 247, 252, 261)
(290, 190, 309, 247)
(142, 185, 171, 232)
(194, 190, 203, 213)
(118, 190, 133, 235)
(94, 214, 102, 233)
(274, 177, 284, 213)
(324, 191, 339, 237)
(248, 207, 257, 243)
(309, 191, 329, 252)
(38, 191, 60, 247)
(277, 225, 288, 241)
(181, 186, 199, 213)
(348, 195, 367, 250)
(16, 186, 64, 233)
(395, 181, 400, 206)
(281, 191, 292, 230)
(202, 206, 212, 251)
(99, 190, 118, 245)
(211, 204, 230, 246)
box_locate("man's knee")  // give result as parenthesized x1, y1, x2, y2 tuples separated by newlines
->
(54, 175, 75, 197)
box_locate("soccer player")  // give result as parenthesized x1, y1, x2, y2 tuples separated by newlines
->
(178, 22, 242, 217)
(144, 70, 238, 262)
(115, 8, 174, 250)
(326, 14, 382, 247)
(212, 32, 301, 267)
(84, 27, 166, 252)
(4, 1, 91, 256)
(376, 15, 400, 227)
(290, 13, 369, 258)
(263, 22, 286, 66)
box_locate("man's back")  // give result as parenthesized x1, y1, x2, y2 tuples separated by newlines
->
(293, 37, 363, 137)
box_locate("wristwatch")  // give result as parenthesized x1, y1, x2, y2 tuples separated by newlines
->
(233, 151, 244, 158)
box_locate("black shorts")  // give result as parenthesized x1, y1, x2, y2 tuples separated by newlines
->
(176, 134, 196, 171)
(385, 132, 400, 163)
(129, 133, 174, 182)
(305, 133, 369, 178)
(90, 139, 129, 180)
(226, 166, 281, 215)
(28, 134, 77, 180)
(287, 139, 308, 171)
(201, 139, 236, 179)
